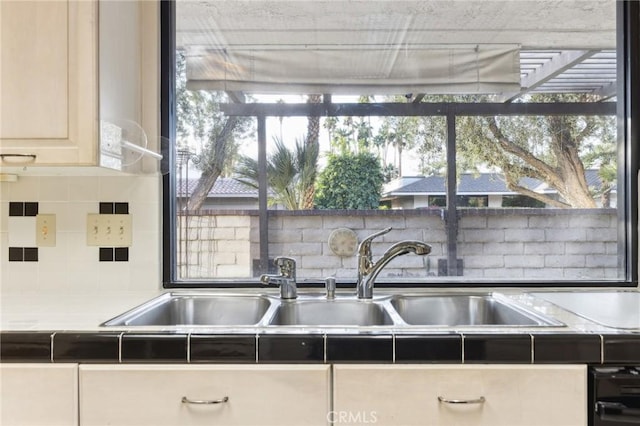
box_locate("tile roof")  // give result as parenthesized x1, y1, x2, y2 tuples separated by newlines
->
(384, 170, 608, 195)
(177, 177, 259, 197)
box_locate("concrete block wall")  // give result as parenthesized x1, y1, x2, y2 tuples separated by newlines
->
(181, 209, 619, 281)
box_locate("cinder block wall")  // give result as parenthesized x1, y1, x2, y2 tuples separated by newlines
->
(180, 209, 618, 281)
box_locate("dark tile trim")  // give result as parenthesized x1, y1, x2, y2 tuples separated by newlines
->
(533, 334, 602, 363)
(395, 334, 463, 363)
(53, 333, 120, 363)
(258, 334, 324, 363)
(0, 332, 638, 364)
(99, 202, 129, 215)
(121, 334, 188, 363)
(114, 202, 129, 214)
(464, 334, 532, 363)
(99, 247, 114, 262)
(114, 247, 129, 262)
(99, 203, 114, 214)
(0, 332, 52, 362)
(24, 202, 38, 216)
(603, 335, 640, 364)
(326, 334, 393, 363)
(8, 247, 38, 262)
(8, 247, 23, 262)
(8, 202, 24, 217)
(190, 334, 257, 363)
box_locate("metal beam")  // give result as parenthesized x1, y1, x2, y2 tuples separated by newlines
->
(500, 50, 599, 102)
(221, 102, 615, 117)
(445, 111, 458, 277)
(257, 116, 269, 275)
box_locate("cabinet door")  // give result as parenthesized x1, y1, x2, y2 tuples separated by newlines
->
(80, 364, 331, 426)
(0, 363, 78, 426)
(0, 0, 97, 165)
(333, 364, 586, 426)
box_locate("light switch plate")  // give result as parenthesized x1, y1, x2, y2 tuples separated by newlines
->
(36, 214, 56, 247)
(86, 214, 132, 247)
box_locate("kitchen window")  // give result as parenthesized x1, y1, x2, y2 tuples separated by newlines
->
(162, 1, 639, 287)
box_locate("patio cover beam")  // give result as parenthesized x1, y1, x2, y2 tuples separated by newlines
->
(499, 50, 598, 102)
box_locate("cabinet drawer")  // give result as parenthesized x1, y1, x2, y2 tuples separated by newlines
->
(1, 363, 78, 426)
(333, 364, 586, 426)
(80, 364, 330, 426)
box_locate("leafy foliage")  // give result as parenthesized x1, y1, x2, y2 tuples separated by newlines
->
(415, 93, 616, 208)
(315, 152, 384, 209)
(235, 137, 318, 210)
(175, 52, 253, 210)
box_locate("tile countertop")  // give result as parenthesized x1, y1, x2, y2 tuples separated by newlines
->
(1, 287, 638, 334)
(1, 287, 638, 364)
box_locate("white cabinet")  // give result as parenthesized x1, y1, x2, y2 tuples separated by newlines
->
(333, 364, 587, 426)
(79, 364, 331, 426)
(0, 363, 79, 426)
(0, 0, 98, 166)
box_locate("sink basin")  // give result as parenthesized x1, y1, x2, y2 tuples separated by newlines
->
(102, 293, 273, 326)
(389, 294, 562, 327)
(268, 300, 394, 326)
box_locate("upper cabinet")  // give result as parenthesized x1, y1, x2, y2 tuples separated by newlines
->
(0, 0, 98, 166)
(0, 0, 160, 171)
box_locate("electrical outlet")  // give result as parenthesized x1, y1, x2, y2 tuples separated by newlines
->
(36, 214, 56, 247)
(86, 214, 132, 247)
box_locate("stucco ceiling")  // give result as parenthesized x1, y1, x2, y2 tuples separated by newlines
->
(175, 0, 617, 98)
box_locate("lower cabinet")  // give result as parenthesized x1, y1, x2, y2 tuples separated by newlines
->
(0, 363, 79, 426)
(0, 363, 587, 425)
(79, 364, 331, 426)
(333, 364, 587, 426)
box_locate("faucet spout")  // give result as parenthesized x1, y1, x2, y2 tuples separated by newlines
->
(357, 236, 431, 299)
(260, 256, 297, 299)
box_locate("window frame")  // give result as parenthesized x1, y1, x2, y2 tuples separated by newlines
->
(161, 0, 639, 289)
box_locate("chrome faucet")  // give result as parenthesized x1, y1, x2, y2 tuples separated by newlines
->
(357, 227, 431, 299)
(260, 256, 297, 299)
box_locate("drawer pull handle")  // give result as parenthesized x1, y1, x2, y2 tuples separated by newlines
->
(0, 154, 37, 164)
(182, 396, 229, 405)
(438, 396, 486, 405)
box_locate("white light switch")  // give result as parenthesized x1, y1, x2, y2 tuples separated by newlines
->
(86, 214, 132, 247)
(36, 214, 56, 247)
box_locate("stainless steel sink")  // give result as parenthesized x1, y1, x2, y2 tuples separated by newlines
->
(101, 291, 562, 329)
(389, 294, 562, 327)
(267, 300, 394, 326)
(102, 293, 273, 326)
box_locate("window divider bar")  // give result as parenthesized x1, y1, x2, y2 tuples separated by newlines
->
(446, 110, 459, 277)
(257, 115, 270, 276)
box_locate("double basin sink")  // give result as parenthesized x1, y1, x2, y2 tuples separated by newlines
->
(102, 292, 563, 329)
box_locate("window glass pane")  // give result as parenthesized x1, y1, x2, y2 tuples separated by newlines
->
(173, 1, 622, 284)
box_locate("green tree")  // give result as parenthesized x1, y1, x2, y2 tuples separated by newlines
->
(176, 52, 253, 210)
(416, 94, 616, 208)
(315, 152, 384, 209)
(234, 137, 318, 210)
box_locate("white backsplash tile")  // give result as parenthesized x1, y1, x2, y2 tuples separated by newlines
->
(1, 174, 162, 293)
(7, 217, 36, 246)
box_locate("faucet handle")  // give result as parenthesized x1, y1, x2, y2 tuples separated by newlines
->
(358, 227, 392, 256)
(274, 256, 296, 279)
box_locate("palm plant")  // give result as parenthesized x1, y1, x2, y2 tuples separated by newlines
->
(235, 137, 319, 210)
